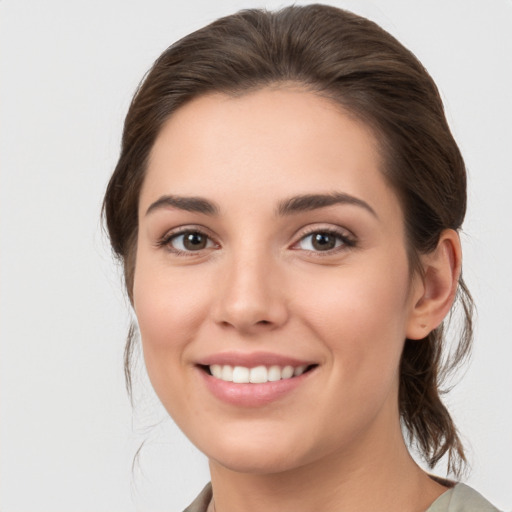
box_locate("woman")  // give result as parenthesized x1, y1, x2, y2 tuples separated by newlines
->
(103, 5, 499, 511)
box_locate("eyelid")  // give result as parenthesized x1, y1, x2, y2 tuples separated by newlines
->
(155, 223, 356, 256)
(156, 225, 219, 255)
(290, 225, 357, 254)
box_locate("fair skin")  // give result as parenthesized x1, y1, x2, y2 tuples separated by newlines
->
(133, 88, 461, 512)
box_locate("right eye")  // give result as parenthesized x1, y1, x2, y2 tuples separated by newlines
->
(163, 230, 216, 254)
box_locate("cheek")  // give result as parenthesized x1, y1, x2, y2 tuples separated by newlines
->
(132, 254, 212, 388)
(134, 252, 210, 331)
(291, 260, 411, 445)
(295, 253, 411, 382)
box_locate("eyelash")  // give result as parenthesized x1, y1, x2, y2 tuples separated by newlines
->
(292, 227, 356, 256)
(156, 227, 217, 257)
(157, 226, 356, 257)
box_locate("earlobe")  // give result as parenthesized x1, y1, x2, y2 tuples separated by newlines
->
(406, 229, 462, 340)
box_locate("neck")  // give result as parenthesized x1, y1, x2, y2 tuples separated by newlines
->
(208, 411, 447, 512)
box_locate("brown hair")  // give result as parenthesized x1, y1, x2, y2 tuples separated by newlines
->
(103, 4, 473, 475)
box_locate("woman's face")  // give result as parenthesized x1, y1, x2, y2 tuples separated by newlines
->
(134, 88, 423, 474)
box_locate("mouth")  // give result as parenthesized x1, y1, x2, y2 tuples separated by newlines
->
(195, 352, 319, 406)
(199, 363, 318, 384)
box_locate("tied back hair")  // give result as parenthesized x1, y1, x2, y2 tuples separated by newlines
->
(103, 4, 474, 476)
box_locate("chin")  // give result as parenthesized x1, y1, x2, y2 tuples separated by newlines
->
(194, 426, 311, 475)
(210, 447, 304, 475)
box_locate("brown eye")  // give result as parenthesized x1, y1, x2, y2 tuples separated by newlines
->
(183, 232, 207, 250)
(169, 231, 214, 252)
(311, 232, 337, 250)
(296, 230, 353, 252)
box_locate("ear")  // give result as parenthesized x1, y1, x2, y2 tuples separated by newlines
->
(406, 229, 462, 340)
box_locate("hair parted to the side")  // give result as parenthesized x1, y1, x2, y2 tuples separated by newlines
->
(103, 4, 473, 476)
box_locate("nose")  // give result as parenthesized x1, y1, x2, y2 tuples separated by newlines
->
(211, 250, 289, 334)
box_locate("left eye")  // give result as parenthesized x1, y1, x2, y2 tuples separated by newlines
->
(169, 231, 215, 252)
(296, 231, 347, 252)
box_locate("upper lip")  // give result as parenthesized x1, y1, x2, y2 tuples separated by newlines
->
(196, 351, 316, 368)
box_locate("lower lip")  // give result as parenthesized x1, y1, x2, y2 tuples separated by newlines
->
(198, 367, 314, 407)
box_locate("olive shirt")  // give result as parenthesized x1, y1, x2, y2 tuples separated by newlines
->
(183, 482, 500, 512)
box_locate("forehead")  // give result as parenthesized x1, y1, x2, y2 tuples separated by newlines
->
(140, 87, 399, 219)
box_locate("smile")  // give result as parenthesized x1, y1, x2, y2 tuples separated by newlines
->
(208, 364, 311, 383)
(196, 355, 318, 407)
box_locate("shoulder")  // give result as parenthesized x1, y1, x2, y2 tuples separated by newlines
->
(426, 483, 501, 512)
(182, 483, 212, 512)
(182, 482, 501, 512)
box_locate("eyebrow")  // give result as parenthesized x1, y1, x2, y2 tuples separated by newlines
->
(276, 192, 377, 218)
(146, 195, 220, 216)
(145, 191, 377, 218)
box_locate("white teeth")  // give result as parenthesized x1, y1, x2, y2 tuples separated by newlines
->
(294, 365, 307, 376)
(232, 366, 250, 383)
(221, 365, 233, 381)
(268, 365, 282, 382)
(249, 365, 268, 383)
(210, 364, 222, 379)
(208, 363, 311, 383)
(281, 365, 294, 379)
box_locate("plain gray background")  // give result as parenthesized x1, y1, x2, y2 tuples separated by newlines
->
(1, 0, 511, 510)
